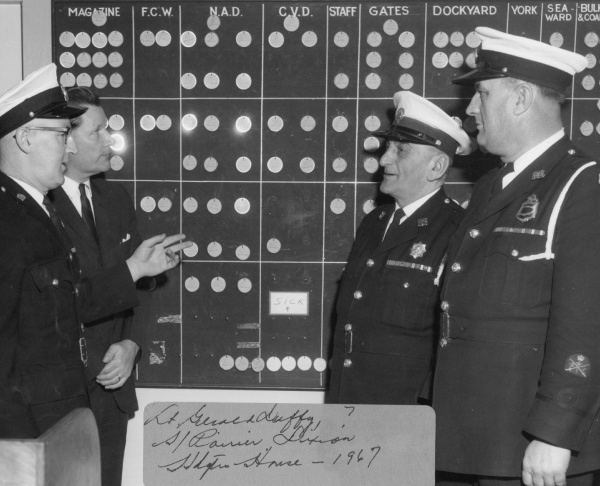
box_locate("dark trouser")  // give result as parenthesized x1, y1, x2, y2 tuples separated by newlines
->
(437, 471, 600, 486)
(88, 379, 130, 486)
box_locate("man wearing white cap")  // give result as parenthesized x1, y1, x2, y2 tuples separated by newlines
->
(0, 64, 190, 438)
(326, 91, 472, 405)
(433, 28, 600, 486)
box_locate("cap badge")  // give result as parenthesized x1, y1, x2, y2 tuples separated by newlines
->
(61, 85, 69, 102)
(16, 193, 26, 201)
(410, 242, 427, 259)
(516, 194, 539, 223)
(417, 218, 428, 227)
(378, 211, 387, 220)
(565, 354, 590, 378)
(531, 170, 546, 180)
(394, 108, 405, 123)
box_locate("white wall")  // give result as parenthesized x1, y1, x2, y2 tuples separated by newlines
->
(0, 2, 23, 93)
(123, 388, 324, 485)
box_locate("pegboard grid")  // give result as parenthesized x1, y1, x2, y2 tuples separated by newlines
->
(53, 0, 600, 389)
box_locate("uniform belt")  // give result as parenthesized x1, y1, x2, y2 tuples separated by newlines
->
(440, 312, 547, 345)
(345, 327, 435, 358)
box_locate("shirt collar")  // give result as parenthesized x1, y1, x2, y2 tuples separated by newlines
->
(512, 128, 565, 176)
(62, 175, 91, 201)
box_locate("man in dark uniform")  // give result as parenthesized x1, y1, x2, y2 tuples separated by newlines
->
(326, 91, 472, 405)
(433, 27, 600, 486)
(0, 64, 190, 439)
(49, 87, 146, 486)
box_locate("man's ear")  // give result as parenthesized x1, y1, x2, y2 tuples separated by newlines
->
(427, 153, 450, 182)
(13, 128, 34, 154)
(513, 82, 534, 116)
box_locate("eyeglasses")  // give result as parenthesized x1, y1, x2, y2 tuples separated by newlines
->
(14, 126, 71, 144)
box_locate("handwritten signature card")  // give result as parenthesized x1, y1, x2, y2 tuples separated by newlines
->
(144, 402, 434, 485)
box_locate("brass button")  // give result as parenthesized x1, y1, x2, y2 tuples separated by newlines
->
(469, 229, 480, 239)
(343, 359, 352, 368)
(451, 262, 461, 272)
(441, 301, 449, 311)
(0, 186, 5, 192)
(511, 249, 519, 257)
(366, 259, 374, 267)
(444, 198, 450, 203)
(353, 290, 363, 300)
(403, 282, 410, 288)
(74, 287, 80, 297)
(52, 279, 59, 287)
(568, 149, 576, 155)
(344, 323, 352, 331)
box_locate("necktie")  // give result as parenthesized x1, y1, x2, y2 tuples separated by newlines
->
(490, 163, 515, 199)
(79, 183, 99, 244)
(43, 195, 75, 249)
(383, 208, 406, 241)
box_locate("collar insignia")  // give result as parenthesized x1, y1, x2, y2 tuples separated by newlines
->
(16, 193, 26, 202)
(378, 211, 386, 220)
(516, 194, 539, 223)
(417, 218, 428, 227)
(410, 242, 427, 259)
(531, 170, 546, 180)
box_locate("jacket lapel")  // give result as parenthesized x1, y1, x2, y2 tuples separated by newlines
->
(90, 180, 112, 266)
(51, 186, 100, 253)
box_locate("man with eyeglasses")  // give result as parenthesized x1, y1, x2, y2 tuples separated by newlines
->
(0, 64, 191, 439)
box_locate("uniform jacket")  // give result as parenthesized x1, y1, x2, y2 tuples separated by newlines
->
(0, 171, 139, 438)
(326, 189, 464, 404)
(50, 178, 143, 415)
(433, 138, 600, 476)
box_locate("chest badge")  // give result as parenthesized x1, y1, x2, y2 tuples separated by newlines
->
(516, 194, 539, 223)
(565, 354, 590, 378)
(417, 218, 428, 227)
(531, 170, 546, 180)
(378, 211, 386, 220)
(16, 193, 26, 202)
(410, 242, 427, 259)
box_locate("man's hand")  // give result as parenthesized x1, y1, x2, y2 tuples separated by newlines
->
(522, 440, 571, 486)
(96, 339, 140, 390)
(127, 233, 192, 282)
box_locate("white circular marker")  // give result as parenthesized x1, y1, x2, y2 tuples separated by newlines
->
(60, 73, 76, 87)
(77, 52, 92, 68)
(252, 357, 265, 372)
(235, 198, 251, 214)
(111, 134, 125, 152)
(204, 73, 220, 90)
(76, 73, 92, 87)
(363, 137, 380, 153)
(140, 30, 155, 47)
(330, 198, 346, 214)
(433, 31, 449, 48)
(183, 242, 199, 258)
(313, 357, 327, 372)
(266, 357, 281, 372)
(238, 278, 252, 293)
(158, 197, 172, 212)
(302, 31, 318, 47)
(181, 73, 197, 90)
(432, 52, 449, 69)
(235, 356, 249, 371)
(363, 199, 377, 214)
(332, 116, 349, 132)
(207, 242, 223, 257)
(207, 15, 221, 30)
(364, 157, 380, 173)
(92, 32, 107, 49)
(204, 157, 218, 172)
(92, 9, 107, 27)
(236, 156, 252, 173)
(450, 31, 465, 47)
(399, 31, 415, 48)
(235, 245, 251, 261)
(466, 31, 481, 48)
(586, 53, 597, 70)
(211, 277, 226, 292)
(236, 116, 252, 133)
(94, 74, 108, 89)
(549, 32, 563, 48)
(205, 32, 219, 48)
(182, 114, 198, 131)
(204, 115, 220, 132)
(183, 197, 198, 213)
(156, 30, 172, 47)
(334, 73, 350, 89)
(236, 31, 252, 47)
(596, 122, 600, 135)
(108, 52, 124, 68)
(466, 53, 477, 69)
(582, 75, 595, 91)
(383, 19, 399, 36)
(284, 15, 300, 32)
(298, 356, 312, 371)
(399, 73, 414, 90)
(75, 32, 91, 48)
(365, 73, 381, 90)
(206, 198, 222, 214)
(60, 52, 76, 69)
(299, 157, 315, 173)
(268, 157, 283, 173)
(219, 355, 234, 371)
(266, 238, 281, 254)
(269, 32, 284, 48)
(332, 157, 347, 173)
(110, 156, 124, 171)
(140, 115, 156, 131)
(364, 115, 381, 132)
(109, 115, 125, 131)
(366, 51, 382, 68)
(268, 116, 284, 132)
(181, 31, 197, 48)
(581, 121, 594, 136)
(300, 116, 316, 132)
(236, 73, 252, 90)
(108, 31, 124, 47)
(183, 155, 197, 171)
(156, 115, 172, 131)
(449, 52, 464, 68)
(367, 31, 382, 48)
(140, 196, 156, 213)
(585, 32, 599, 48)
(92, 52, 108, 68)
(110, 73, 124, 89)
(398, 52, 414, 69)
(282, 356, 296, 371)
(60, 31, 75, 48)
(185, 276, 200, 292)
(334, 31, 349, 48)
